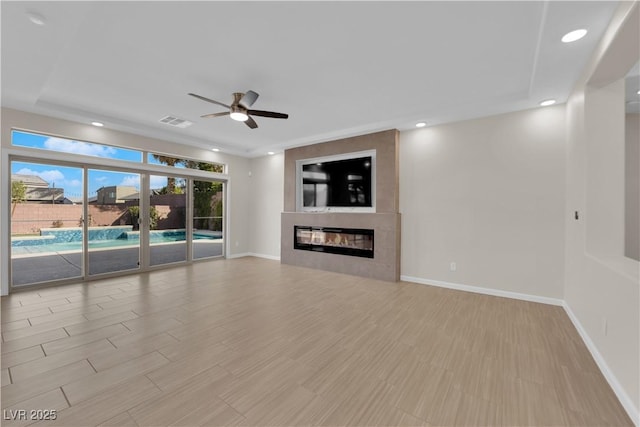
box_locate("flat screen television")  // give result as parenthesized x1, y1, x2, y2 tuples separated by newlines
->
(296, 150, 376, 212)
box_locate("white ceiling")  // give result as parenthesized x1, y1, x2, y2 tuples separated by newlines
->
(1, 1, 620, 157)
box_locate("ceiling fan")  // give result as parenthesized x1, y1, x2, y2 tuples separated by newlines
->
(188, 90, 288, 129)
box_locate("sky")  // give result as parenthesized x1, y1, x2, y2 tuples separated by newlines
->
(11, 131, 171, 200)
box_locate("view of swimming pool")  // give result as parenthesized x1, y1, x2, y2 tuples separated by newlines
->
(11, 226, 222, 256)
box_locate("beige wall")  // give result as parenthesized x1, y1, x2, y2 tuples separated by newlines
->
(400, 106, 566, 298)
(625, 113, 639, 261)
(1, 108, 252, 294)
(249, 153, 284, 258)
(564, 2, 639, 421)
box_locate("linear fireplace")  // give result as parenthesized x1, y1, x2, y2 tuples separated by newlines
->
(294, 226, 374, 258)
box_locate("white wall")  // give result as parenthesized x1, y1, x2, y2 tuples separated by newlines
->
(1, 108, 252, 294)
(625, 113, 639, 261)
(248, 153, 284, 259)
(399, 106, 566, 299)
(564, 2, 639, 423)
(585, 79, 626, 257)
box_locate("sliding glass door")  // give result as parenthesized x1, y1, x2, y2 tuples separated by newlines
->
(87, 169, 141, 276)
(149, 174, 187, 266)
(10, 159, 226, 288)
(10, 160, 85, 286)
(193, 180, 224, 259)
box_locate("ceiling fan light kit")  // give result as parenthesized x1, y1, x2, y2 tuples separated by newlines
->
(229, 106, 249, 122)
(189, 90, 288, 129)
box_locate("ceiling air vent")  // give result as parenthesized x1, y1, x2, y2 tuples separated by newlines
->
(159, 115, 193, 128)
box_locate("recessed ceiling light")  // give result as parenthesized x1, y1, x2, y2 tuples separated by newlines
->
(540, 99, 556, 107)
(211, 148, 220, 152)
(91, 121, 104, 127)
(415, 122, 427, 128)
(26, 11, 46, 26)
(561, 29, 587, 43)
(267, 151, 275, 155)
(637, 89, 640, 95)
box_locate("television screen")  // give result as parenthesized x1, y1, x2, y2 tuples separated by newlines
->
(302, 156, 373, 208)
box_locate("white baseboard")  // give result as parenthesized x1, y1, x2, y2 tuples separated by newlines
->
(400, 275, 564, 306)
(562, 302, 639, 426)
(400, 274, 638, 426)
(227, 252, 281, 261)
(247, 252, 281, 261)
(227, 252, 251, 259)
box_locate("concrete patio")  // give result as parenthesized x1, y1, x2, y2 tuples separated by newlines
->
(11, 240, 223, 286)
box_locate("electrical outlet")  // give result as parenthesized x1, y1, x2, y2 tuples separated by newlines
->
(235, 241, 239, 247)
(450, 262, 457, 272)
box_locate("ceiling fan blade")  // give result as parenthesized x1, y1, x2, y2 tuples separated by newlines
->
(239, 90, 259, 108)
(201, 112, 230, 118)
(188, 93, 230, 109)
(245, 116, 258, 129)
(248, 109, 288, 119)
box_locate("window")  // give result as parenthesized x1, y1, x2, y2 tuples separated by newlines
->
(12, 130, 143, 162)
(148, 153, 224, 173)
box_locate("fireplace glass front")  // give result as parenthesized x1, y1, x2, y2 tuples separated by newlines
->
(294, 226, 374, 258)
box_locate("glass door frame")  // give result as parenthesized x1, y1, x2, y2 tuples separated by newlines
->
(85, 167, 143, 278)
(5, 150, 228, 292)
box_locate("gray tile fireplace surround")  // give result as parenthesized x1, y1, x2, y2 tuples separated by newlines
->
(281, 212, 400, 282)
(281, 129, 401, 282)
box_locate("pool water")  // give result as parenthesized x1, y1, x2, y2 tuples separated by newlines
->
(12, 229, 221, 255)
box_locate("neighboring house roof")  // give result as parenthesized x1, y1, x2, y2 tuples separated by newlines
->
(11, 174, 49, 187)
(120, 192, 140, 200)
(25, 187, 64, 202)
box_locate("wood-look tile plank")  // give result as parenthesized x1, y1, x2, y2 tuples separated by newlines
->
(146, 353, 232, 392)
(64, 294, 114, 305)
(0, 388, 68, 427)
(62, 351, 169, 405)
(129, 367, 244, 427)
(63, 311, 138, 336)
(1, 329, 68, 355)
(321, 374, 400, 426)
(219, 355, 315, 415)
(2, 368, 11, 385)
(11, 298, 70, 310)
(2, 315, 87, 341)
(82, 306, 140, 321)
(453, 392, 502, 426)
(47, 300, 107, 314)
(242, 383, 316, 426)
(89, 332, 178, 371)
(28, 307, 102, 325)
(1, 360, 95, 407)
(120, 314, 183, 336)
(1, 258, 633, 427)
(1, 319, 31, 332)
(96, 412, 138, 427)
(41, 324, 128, 355)
(30, 375, 162, 427)
(158, 327, 235, 361)
(1, 307, 53, 323)
(278, 393, 341, 426)
(10, 339, 115, 382)
(502, 376, 567, 426)
(1, 298, 23, 308)
(2, 345, 46, 368)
